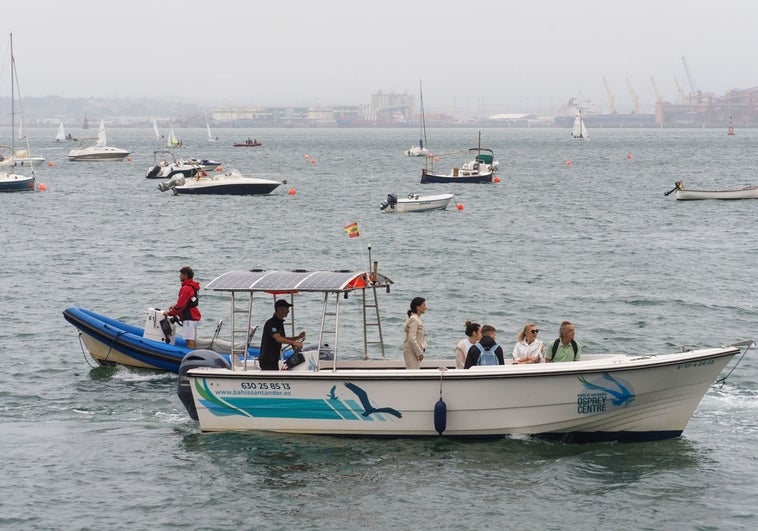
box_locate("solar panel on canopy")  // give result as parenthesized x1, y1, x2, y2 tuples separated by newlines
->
(205, 270, 376, 292)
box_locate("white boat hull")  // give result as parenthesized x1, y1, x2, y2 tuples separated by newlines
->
(68, 146, 131, 161)
(160, 169, 283, 195)
(675, 187, 758, 200)
(381, 193, 454, 213)
(185, 346, 739, 441)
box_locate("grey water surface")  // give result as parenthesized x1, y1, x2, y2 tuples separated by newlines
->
(1, 126, 756, 530)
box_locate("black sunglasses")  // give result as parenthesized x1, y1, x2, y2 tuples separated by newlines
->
(529, 329, 539, 333)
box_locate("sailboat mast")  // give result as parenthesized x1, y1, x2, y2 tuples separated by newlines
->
(9, 32, 15, 153)
(419, 80, 427, 149)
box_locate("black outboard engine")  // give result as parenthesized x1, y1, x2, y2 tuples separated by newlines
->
(146, 165, 162, 179)
(177, 350, 231, 421)
(379, 193, 398, 211)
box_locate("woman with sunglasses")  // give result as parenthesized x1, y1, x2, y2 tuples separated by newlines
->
(512, 323, 545, 364)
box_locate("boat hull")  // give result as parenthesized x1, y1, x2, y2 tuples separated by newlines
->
(173, 182, 281, 195)
(185, 346, 739, 441)
(171, 172, 282, 195)
(382, 193, 454, 212)
(0, 172, 35, 192)
(675, 187, 758, 200)
(62, 306, 259, 373)
(67, 147, 131, 161)
(420, 169, 493, 184)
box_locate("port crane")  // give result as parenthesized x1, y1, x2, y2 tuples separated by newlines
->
(650, 76, 662, 103)
(681, 56, 702, 103)
(625, 78, 640, 114)
(673, 78, 687, 104)
(602, 76, 616, 114)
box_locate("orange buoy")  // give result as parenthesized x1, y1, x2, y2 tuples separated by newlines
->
(627, 153, 633, 159)
(493, 176, 501, 183)
(47, 161, 54, 167)
(304, 154, 310, 159)
(565, 160, 572, 166)
(287, 188, 296, 195)
(456, 203, 464, 211)
(310, 159, 316, 164)
(38, 183, 47, 191)
(215, 165, 222, 172)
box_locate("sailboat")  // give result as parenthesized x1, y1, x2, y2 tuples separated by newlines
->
(82, 114, 89, 129)
(167, 120, 182, 148)
(570, 110, 589, 139)
(206, 117, 218, 142)
(67, 118, 131, 161)
(152, 119, 163, 141)
(0, 32, 36, 192)
(405, 81, 429, 157)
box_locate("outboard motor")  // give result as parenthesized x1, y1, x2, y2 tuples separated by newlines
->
(146, 165, 162, 179)
(177, 350, 231, 421)
(379, 193, 398, 211)
(158, 174, 185, 192)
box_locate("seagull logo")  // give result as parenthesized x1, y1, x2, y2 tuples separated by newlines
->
(327, 385, 338, 400)
(344, 382, 402, 418)
(578, 373, 635, 407)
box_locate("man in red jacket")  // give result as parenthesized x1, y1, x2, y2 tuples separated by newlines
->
(164, 266, 202, 348)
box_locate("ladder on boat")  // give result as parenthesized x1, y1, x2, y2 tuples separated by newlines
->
(318, 282, 386, 364)
(229, 291, 256, 369)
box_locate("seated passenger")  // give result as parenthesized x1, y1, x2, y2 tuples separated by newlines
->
(512, 323, 545, 364)
(464, 324, 504, 368)
(455, 321, 481, 369)
(545, 321, 582, 362)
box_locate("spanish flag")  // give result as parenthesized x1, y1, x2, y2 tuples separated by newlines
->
(344, 222, 360, 238)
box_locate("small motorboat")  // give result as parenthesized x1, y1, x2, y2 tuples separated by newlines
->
(67, 119, 130, 161)
(233, 138, 262, 147)
(665, 181, 758, 200)
(158, 169, 284, 195)
(380, 192, 454, 213)
(63, 306, 260, 373)
(145, 150, 202, 179)
(420, 132, 498, 184)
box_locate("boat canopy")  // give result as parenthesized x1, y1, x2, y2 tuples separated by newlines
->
(469, 148, 494, 165)
(205, 269, 393, 294)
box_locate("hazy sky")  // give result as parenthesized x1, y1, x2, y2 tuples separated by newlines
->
(4, 1, 758, 115)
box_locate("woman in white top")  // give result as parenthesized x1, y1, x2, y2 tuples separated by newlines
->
(455, 321, 482, 369)
(403, 297, 427, 369)
(512, 323, 545, 364)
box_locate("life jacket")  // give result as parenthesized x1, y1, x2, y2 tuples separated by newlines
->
(182, 287, 199, 321)
(550, 339, 578, 361)
(476, 342, 500, 366)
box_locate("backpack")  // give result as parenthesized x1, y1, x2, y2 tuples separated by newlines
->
(550, 339, 578, 361)
(476, 342, 500, 366)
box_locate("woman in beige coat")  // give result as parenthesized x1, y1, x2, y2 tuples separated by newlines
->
(403, 297, 427, 369)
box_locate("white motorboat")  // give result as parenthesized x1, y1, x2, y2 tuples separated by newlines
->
(666, 181, 758, 200)
(380, 192, 454, 212)
(176, 258, 751, 442)
(145, 150, 211, 179)
(67, 119, 130, 161)
(158, 169, 283, 195)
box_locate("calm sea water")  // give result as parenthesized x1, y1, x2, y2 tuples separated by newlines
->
(1, 126, 757, 530)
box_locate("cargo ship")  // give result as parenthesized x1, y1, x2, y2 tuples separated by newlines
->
(554, 113, 655, 128)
